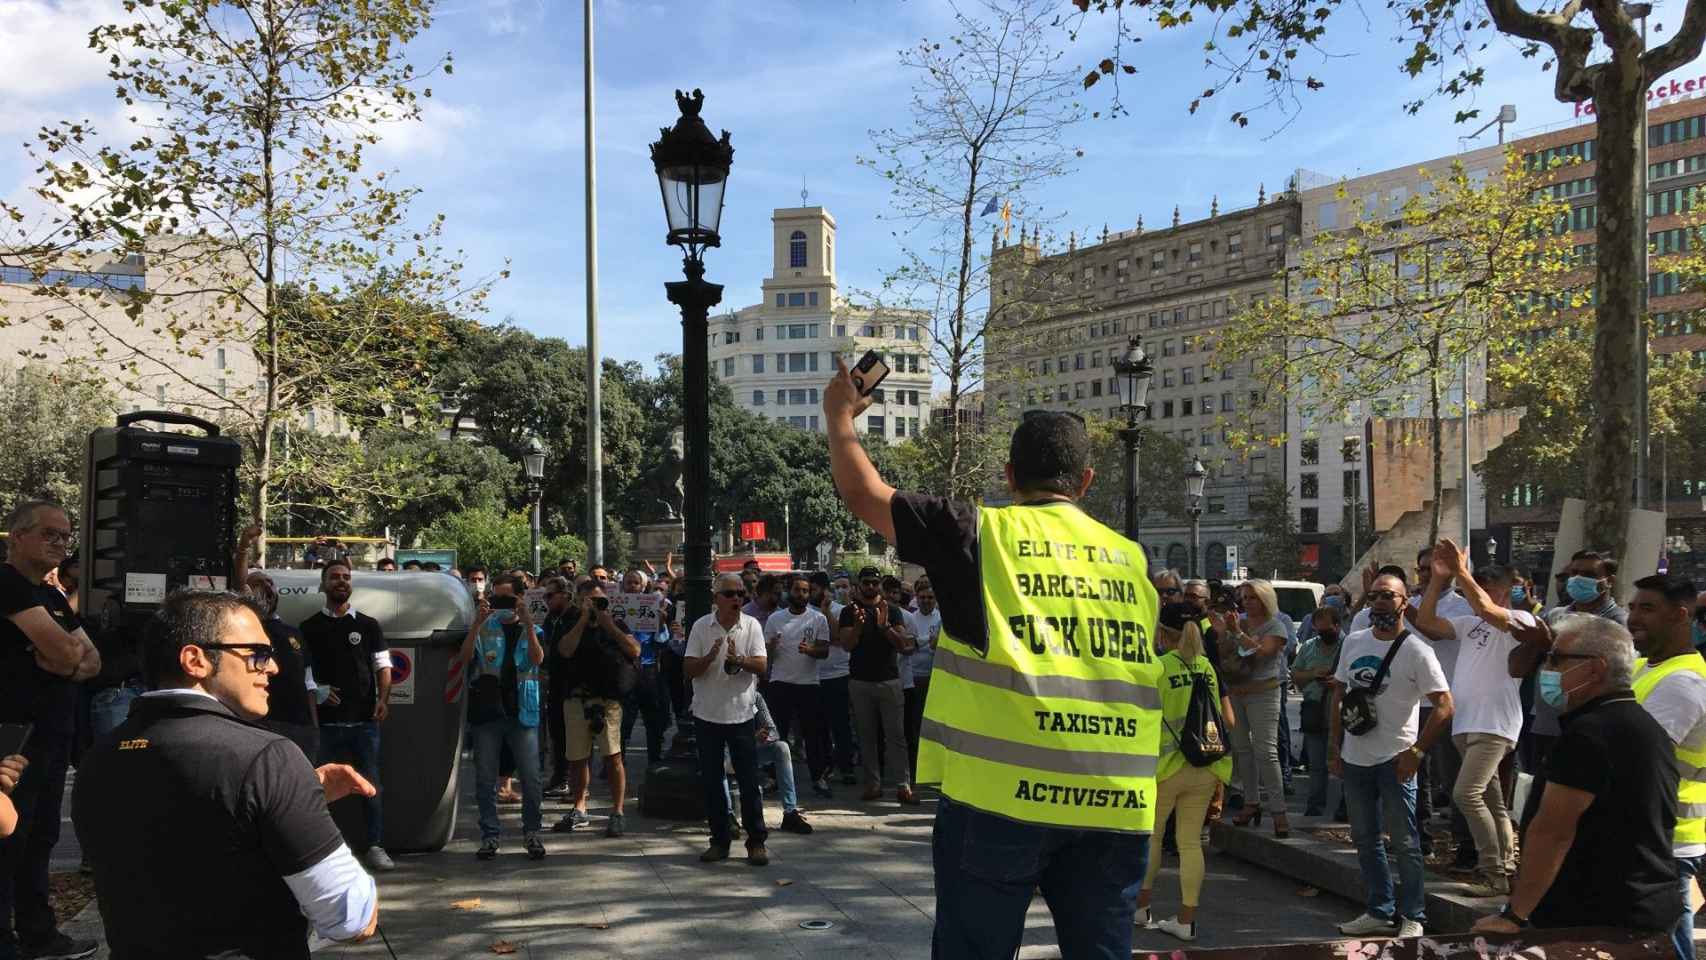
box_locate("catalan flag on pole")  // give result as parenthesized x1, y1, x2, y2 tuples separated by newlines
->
(1001, 199, 1013, 241)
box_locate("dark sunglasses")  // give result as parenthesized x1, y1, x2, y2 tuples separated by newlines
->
(200, 643, 276, 670)
(1159, 586, 1181, 596)
(1022, 409, 1086, 426)
(1543, 650, 1599, 668)
(1365, 589, 1402, 602)
(718, 589, 747, 599)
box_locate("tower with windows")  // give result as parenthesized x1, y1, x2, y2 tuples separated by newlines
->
(762, 207, 835, 311)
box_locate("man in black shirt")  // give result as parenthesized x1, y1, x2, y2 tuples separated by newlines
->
(76, 589, 379, 958)
(551, 578, 639, 837)
(838, 566, 917, 805)
(0, 500, 99, 960)
(541, 578, 576, 797)
(243, 572, 320, 762)
(299, 561, 394, 872)
(1474, 614, 1682, 939)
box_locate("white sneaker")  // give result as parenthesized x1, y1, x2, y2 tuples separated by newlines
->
(364, 846, 396, 872)
(1397, 920, 1424, 939)
(1338, 913, 1397, 936)
(1134, 906, 1155, 928)
(1155, 917, 1197, 942)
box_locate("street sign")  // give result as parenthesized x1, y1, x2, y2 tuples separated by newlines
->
(1225, 545, 1240, 576)
(815, 541, 832, 568)
(740, 521, 767, 542)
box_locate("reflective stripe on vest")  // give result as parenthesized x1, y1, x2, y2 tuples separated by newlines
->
(1633, 652, 1706, 848)
(915, 501, 1162, 833)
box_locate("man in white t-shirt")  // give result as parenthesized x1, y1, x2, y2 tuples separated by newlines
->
(763, 574, 832, 798)
(902, 579, 942, 778)
(810, 572, 856, 789)
(1412, 540, 1536, 898)
(1330, 573, 1454, 939)
(685, 573, 771, 866)
(1627, 571, 1706, 960)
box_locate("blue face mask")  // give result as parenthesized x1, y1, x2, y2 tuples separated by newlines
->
(1566, 575, 1603, 604)
(1510, 586, 1527, 604)
(1538, 662, 1587, 709)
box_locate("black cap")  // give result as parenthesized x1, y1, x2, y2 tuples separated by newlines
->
(809, 571, 831, 588)
(858, 565, 882, 580)
(1158, 602, 1196, 631)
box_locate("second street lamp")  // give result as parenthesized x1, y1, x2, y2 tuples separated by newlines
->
(1184, 456, 1207, 580)
(1114, 337, 1154, 545)
(524, 435, 546, 576)
(651, 88, 733, 634)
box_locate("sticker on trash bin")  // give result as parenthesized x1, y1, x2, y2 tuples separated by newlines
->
(390, 648, 415, 705)
(799, 920, 834, 931)
(124, 572, 167, 604)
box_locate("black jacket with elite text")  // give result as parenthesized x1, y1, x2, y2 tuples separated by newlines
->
(73, 692, 345, 960)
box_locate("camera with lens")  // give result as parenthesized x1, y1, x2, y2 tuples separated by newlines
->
(584, 703, 606, 735)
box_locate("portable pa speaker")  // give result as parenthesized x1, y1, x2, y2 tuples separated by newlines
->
(81, 411, 243, 634)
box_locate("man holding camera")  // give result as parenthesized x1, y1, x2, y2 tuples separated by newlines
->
(685, 573, 770, 865)
(462, 575, 547, 861)
(552, 578, 639, 838)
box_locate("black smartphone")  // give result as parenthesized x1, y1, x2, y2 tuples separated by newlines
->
(594, 596, 611, 611)
(0, 723, 32, 758)
(489, 595, 518, 610)
(850, 350, 892, 397)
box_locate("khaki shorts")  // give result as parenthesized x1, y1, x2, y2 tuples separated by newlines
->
(565, 696, 622, 762)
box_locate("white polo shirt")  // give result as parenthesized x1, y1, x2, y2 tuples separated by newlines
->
(686, 612, 766, 725)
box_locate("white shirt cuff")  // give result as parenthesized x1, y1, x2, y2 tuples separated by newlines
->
(283, 842, 377, 941)
(372, 651, 392, 671)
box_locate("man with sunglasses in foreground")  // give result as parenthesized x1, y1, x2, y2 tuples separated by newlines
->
(684, 573, 771, 865)
(76, 590, 380, 958)
(824, 364, 1162, 960)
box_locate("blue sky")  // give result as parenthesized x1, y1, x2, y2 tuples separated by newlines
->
(1, 0, 1693, 374)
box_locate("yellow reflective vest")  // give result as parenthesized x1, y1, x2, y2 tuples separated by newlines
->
(1633, 651, 1706, 849)
(1157, 651, 1234, 785)
(915, 501, 1163, 832)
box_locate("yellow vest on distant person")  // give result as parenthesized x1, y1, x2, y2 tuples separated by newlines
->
(1633, 651, 1706, 849)
(915, 501, 1162, 832)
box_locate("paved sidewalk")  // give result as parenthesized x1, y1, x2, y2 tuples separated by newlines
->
(58, 738, 1363, 958)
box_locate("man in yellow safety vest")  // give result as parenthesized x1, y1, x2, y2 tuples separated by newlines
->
(1627, 572, 1706, 960)
(823, 359, 1162, 959)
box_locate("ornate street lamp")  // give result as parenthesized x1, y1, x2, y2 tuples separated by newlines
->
(524, 435, 546, 575)
(1113, 337, 1154, 544)
(1184, 456, 1208, 580)
(651, 88, 733, 635)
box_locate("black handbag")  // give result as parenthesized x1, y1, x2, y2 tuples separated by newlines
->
(1300, 695, 1329, 735)
(1339, 632, 1408, 737)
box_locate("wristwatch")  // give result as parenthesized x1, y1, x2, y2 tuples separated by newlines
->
(1408, 745, 1426, 760)
(1498, 903, 1531, 928)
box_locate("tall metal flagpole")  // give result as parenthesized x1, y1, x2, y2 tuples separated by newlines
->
(584, 0, 605, 566)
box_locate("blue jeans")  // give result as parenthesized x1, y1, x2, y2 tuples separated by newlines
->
(472, 720, 543, 841)
(1674, 855, 1702, 960)
(723, 739, 798, 814)
(319, 722, 384, 847)
(89, 681, 143, 738)
(931, 797, 1147, 960)
(1303, 730, 1332, 813)
(1343, 758, 1425, 924)
(0, 731, 70, 957)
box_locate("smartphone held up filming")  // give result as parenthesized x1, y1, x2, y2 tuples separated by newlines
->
(850, 350, 891, 397)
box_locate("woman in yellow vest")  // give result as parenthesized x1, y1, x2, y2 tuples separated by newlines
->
(1138, 603, 1235, 941)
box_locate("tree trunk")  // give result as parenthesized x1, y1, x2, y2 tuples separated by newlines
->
(1584, 64, 1645, 557)
(946, 150, 979, 501)
(1428, 357, 1443, 548)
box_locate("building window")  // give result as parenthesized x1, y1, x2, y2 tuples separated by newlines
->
(873, 388, 886, 403)
(1182, 399, 1194, 416)
(1267, 223, 1285, 245)
(788, 292, 806, 307)
(1182, 336, 1194, 355)
(1162, 400, 1174, 418)
(1162, 369, 1175, 387)
(1162, 340, 1176, 358)
(1041, 359, 1052, 375)
(755, 326, 764, 341)
(753, 354, 765, 373)
(1343, 469, 1362, 500)
(1221, 391, 1234, 411)
(1074, 353, 1085, 370)
(834, 324, 846, 337)
(896, 418, 908, 437)
(1187, 241, 1203, 265)
(722, 358, 735, 377)
(1091, 350, 1102, 368)
(1300, 438, 1320, 465)
(1300, 507, 1319, 533)
(1202, 395, 1214, 413)
(1226, 233, 1243, 256)
(217, 378, 227, 397)
(790, 230, 807, 268)
(1092, 380, 1103, 397)
(1200, 427, 1213, 447)
(1151, 251, 1166, 269)
(1075, 382, 1087, 399)
(753, 389, 765, 406)
(776, 294, 785, 307)
(1182, 368, 1195, 385)
(1300, 472, 1319, 499)
(867, 416, 886, 437)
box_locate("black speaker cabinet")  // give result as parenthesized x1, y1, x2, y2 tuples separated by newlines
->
(81, 411, 243, 634)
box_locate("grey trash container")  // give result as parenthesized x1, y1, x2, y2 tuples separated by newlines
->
(271, 569, 473, 853)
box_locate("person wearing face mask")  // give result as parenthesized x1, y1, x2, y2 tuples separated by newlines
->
(1472, 615, 1682, 942)
(1511, 550, 1626, 831)
(1329, 574, 1454, 939)
(762, 573, 831, 815)
(1412, 541, 1538, 899)
(1292, 606, 1344, 817)
(1626, 573, 1706, 960)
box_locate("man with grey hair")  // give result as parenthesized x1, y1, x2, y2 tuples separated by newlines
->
(684, 572, 770, 865)
(1152, 570, 1184, 605)
(1473, 614, 1682, 940)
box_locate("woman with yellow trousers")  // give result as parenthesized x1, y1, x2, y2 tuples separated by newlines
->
(1137, 603, 1236, 941)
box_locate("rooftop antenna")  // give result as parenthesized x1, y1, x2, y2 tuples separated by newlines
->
(801, 177, 809, 207)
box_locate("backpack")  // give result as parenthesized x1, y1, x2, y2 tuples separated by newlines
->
(1340, 632, 1408, 737)
(1163, 655, 1228, 768)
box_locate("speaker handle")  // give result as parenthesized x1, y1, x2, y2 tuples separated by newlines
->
(117, 410, 220, 437)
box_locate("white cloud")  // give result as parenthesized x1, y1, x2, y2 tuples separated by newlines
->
(0, 0, 126, 99)
(371, 101, 475, 159)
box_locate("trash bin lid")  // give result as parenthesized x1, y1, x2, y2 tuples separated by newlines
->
(264, 570, 476, 641)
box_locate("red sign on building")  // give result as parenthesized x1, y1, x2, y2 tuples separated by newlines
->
(739, 521, 767, 542)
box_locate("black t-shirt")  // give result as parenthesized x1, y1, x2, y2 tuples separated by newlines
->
(838, 600, 908, 683)
(299, 609, 386, 725)
(891, 492, 988, 654)
(1532, 692, 1682, 933)
(0, 563, 82, 734)
(261, 618, 315, 729)
(75, 692, 344, 959)
(561, 610, 628, 698)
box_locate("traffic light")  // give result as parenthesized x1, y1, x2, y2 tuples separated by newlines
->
(81, 411, 243, 633)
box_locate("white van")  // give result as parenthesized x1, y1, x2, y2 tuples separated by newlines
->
(1218, 578, 1325, 626)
